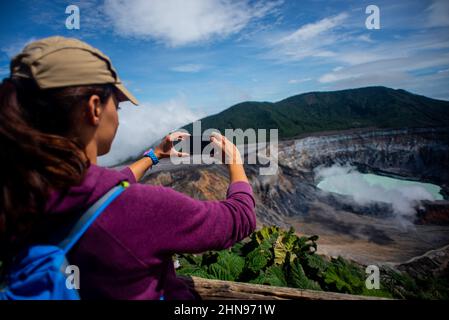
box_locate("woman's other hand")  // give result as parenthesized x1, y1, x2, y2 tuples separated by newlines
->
(209, 132, 248, 184)
(154, 131, 191, 159)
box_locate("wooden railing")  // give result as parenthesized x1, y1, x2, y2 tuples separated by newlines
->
(178, 276, 390, 300)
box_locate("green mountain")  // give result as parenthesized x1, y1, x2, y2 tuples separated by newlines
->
(181, 86, 449, 139)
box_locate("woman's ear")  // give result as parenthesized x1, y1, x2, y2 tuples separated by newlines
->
(86, 94, 103, 126)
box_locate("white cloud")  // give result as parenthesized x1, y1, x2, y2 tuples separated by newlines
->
(98, 98, 204, 166)
(265, 13, 348, 61)
(333, 30, 449, 67)
(288, 78, 311, 84)
(318, 52, 449, 84)
(104, 0, 282, 47)
(313, 25, 449, 97)
(277, 12, 348, 44)
(357, 34, 373, 43)
(261, 8, 449, 98)
(335, 51, 387, 65)
(170, 64, 205, 73)
(426, 0, 449, 27)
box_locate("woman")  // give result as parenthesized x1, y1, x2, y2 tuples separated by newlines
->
(0, 36, 256, 299)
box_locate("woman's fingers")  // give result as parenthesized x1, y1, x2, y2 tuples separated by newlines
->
(169, 148, 189, 158)
(209, 132, 227, 148)
(209, 133, 221, 147)
(168, 131, 191, 142)
(209, 131, 222, 141)
(209, 132, 242, 164)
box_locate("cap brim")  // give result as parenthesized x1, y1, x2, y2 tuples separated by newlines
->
(114, 82, 139, 106)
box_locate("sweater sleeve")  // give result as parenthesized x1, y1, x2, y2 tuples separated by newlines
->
(118, 166, 137, 184)
(131, 181, 257, 255)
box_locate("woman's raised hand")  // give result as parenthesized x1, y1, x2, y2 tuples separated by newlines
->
(209, 132, 247, 183)
(154, 131, 191, 159)
(209, 132, 243, 165)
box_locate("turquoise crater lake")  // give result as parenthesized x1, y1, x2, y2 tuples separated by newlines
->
(317, 171, 444, 201)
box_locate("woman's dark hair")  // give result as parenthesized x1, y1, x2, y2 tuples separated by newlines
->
(0, 77, 115, 268)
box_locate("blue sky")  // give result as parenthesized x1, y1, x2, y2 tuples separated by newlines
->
(1, 0, 448, 165)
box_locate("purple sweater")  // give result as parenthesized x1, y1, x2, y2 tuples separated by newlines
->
(44, 163, 256, 300)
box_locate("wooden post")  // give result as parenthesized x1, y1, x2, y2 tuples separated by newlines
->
(178, 276, 392, 300)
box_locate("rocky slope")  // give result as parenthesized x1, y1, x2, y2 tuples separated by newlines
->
(280, 127, 449, 186)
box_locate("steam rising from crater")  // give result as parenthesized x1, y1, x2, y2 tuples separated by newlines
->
(314, 164, 443, 227)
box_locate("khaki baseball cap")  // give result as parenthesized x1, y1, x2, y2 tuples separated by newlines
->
(10, 36, 139, 105)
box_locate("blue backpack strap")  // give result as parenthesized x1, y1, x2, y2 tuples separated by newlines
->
(58, 181, 130, 253)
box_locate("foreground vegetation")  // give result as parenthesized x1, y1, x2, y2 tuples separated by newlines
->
(176, 226, 449, 299)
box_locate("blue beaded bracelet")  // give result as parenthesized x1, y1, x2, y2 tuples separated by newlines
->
(143, 148, 159, 165)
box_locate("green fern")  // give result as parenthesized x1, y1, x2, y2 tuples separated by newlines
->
(288, 258, 322, 291)
(250, 265, 287, 287)
(321, 257, 365, 294)
(207, 250, 245, 281)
